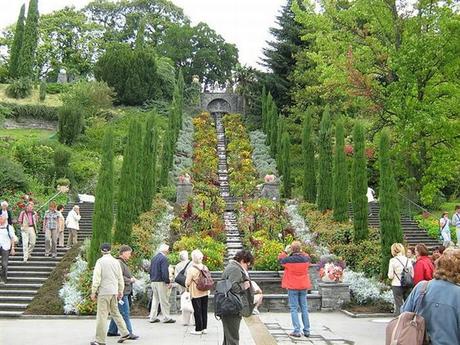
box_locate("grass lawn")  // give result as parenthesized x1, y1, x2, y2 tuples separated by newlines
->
(0, 84, 62, 107)
(0, 128, 56, 141)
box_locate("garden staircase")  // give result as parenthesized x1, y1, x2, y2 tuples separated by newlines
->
(214, 112, 244, 262)
(0, 202, 94, 317)
(349, 202, 440, 249)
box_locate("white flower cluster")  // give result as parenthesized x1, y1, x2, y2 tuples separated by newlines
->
(59, 256, 88, 314)
(249, 130, 278, 177)
(285, 201, 329, 256)
(132, 270, 151, 300)
(172, 115, 194, 180)
(152, 202, 175, 253)
(343, 269, 393, 305)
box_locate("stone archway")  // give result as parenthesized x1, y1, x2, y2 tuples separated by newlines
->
(207, 98, 231, 113)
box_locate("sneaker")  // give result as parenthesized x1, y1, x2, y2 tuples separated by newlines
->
(128, 334, 139, 340)
(0, 281, 5, 286)
(304, 332, 310, 337)
(289, 332, 302, 338)
(149, 318, 160, 323)
(45, 254, 50, 257)
(202, 329, 207, 334)
(190, 331, 203, 335)
(117, 334, 130, 343)
(90, 342, 106, 345)
(107, 333, 120, 337)
(163, 319, 176, 324)
(52, 255, 57, 258)
(252, 308, 260, 315)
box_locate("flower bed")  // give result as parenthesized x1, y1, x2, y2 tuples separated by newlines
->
(223, 114, 257, 197)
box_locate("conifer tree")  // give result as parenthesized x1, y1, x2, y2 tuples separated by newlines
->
(133, 120, 143, 219)
(135, 19, 146, 49)
(270, 112, 278, 156)
(141, 114, 158, 212)
(88, 128, 114, 267)
(18, 0, 39, 78)
(114, 119, 141, 244)
(352, 121, 368, 241)
(9, 5, 26, 79)
(317, 107, 333, 211)
(379, 130, 403, 276)
(261, 86, 267, 129)
(302, 109, 316, 203)
(276, 115, 285, 172)
(159, 124, 173, 187)
(333, 118, 348, 221)
(177, 69, 185, 112)
(281, 131, 291, 198)
(265, 93, 274, 136)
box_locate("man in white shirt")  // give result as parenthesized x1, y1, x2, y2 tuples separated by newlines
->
(65, 205, 81, 248)
(0, 214, 16, 284)
(452, 205, 460, 247)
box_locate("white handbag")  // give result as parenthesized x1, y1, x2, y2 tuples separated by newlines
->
(180, 292, 194, 313)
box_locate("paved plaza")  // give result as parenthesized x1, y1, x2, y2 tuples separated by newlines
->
(0, 312, 390, 345)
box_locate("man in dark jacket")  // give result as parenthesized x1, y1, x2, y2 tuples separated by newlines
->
(107, 245, 139, 339)
(278, 241, 312, 338)
(148, 243, 175, 323)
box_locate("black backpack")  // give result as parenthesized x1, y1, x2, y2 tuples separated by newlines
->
(174, 261, 191, 287)
(214, 279, 243, 319)
(396, 257, 414, 288)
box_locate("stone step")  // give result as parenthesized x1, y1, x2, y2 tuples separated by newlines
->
(5, 277, 47, 284)
(8, 271, 51, 278)
(8, 265, 54, 272)
(0, 289, 37, 296)
(0, 283, 43, 290)
(7, 260, 58, 266)
(0, 310, 24, 317)
(0, 303, 28, 311)
(0, 296, 34, 303)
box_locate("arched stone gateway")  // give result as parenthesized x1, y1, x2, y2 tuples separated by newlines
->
(201, 92, 244, 114)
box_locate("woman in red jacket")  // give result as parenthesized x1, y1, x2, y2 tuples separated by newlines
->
(413, 244, 435, 286)
(278, 241, 312, 338)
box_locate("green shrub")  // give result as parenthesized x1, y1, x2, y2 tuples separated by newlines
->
(5, 78, 32, 99)
(60, 81, 114, 117)
(253, 240, 284, 271)
(331, 239, 381, 278)
(0, 102, 59, 121)
(58, 106, 84, 145)
(39, 80, 46, 101)
(173, 235, 225, 271)
(0, 157, 28, 194)
(45, 83, 70, 94)
(12, 141, 54, 180)
(69, 151, 100, 193)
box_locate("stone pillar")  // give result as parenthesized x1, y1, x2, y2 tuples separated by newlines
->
(318, 282, 350, 310)
(176, 182, 193, 205)
(57, 69, 68, 84)
(260, 181, 280, 201)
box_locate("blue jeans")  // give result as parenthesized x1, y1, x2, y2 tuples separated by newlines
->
(108, 295, 132, 334)
(288, 289, 310, 334)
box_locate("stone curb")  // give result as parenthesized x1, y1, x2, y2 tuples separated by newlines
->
(340, 309, 393, 318)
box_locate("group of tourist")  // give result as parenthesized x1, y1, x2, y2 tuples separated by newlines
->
(0, 200, 81, 284)
(438, 205, 460, 247)
(388, 241, 460, 344)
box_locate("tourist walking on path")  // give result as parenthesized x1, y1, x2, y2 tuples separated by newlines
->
(149, 244, 175, 324)
(0, 215, 16, 284)
(452, 205, 460, 247)
(90, 243, 130, 345)
(65, 205, 81, 247)
(401, 249, 460, 345)
(413, 244, 434, 286)
(107, 245, 139, 340)
(221, 250, 255, 345)
(185, 249, 210, 335)
(18, 202, 38, 262)
(43, 202, 59, 258)
(0, 201, 14, 227)
(278, 241, 312, 338)
(439, 212, 452, 247)
(366, 187, 376, 216)
(56, 205, 65, 248)
(387, 243, 413, 316)
(174, 250, 193, 325)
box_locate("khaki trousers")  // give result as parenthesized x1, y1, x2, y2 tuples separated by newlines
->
(45, 229, 58, 256)
(21, 227, 36, 261)
(95, 294, 129, 343)
(67, 228, 78, 247)
(57, 229, 65, 247)
(149, 282, 171, 321)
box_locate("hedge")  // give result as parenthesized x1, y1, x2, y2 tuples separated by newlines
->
(0, 102, 58, 121)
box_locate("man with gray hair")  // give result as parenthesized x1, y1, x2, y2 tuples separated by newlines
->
(65, 205, 81, 247)
(148, 243, 175, 323)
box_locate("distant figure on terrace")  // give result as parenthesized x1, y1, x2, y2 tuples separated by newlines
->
(65, 205, 81, 247)
(452, 205, 460, 247)
(439, 212, 452, 247)
(413, 244, 434, 286)
(278, 241, 311, 338)
(387, 243, 413, 316)
(366, 187, 376, 216)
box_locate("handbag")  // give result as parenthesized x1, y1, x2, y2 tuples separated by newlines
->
(180, 291, 194, 313)
(175, 261, 191, 287)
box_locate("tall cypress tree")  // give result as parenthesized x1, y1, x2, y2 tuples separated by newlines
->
(379, 130, 403, 277)
(281, 131, 291, 198)
(352, 121, 368, 241)
(261, 86, 267, 130)
(317, 107, 333, 211)
(9, 5, 26, 79)
(159, 124, 173, 187)
(270, 112, 279, 156)
(133, 120, 143, 219)
(141, 114, 158, 212)
(114, 119, 141, 244)
(265, 93, 274, 136)
(302, 109, 316, 203)
(177, 69, 185, 112)
(88, 128, 114, 267)
(18, 0, 39, 78)
(276, 115, 286, 171)
(333, 118, 348, 221)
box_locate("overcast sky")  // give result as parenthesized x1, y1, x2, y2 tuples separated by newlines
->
(0, 0, 286, 68)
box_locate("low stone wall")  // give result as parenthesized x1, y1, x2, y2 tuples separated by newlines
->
(3, 118, 57, 130)
(318, 283, 350, 311)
